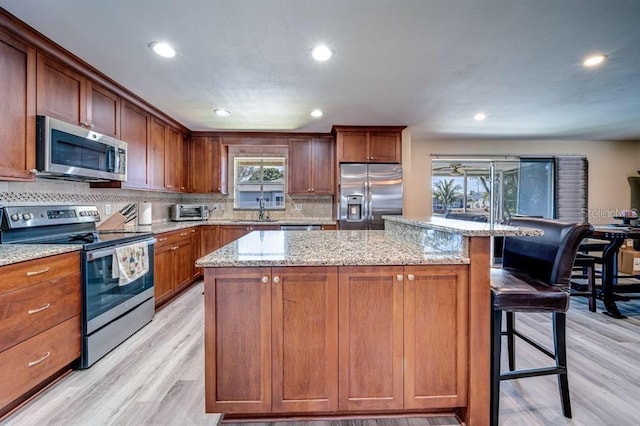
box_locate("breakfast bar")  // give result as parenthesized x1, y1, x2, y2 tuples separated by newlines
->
(196, 217, 541, 425)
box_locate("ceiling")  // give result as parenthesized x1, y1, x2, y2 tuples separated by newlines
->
(3, 0, 640, 140)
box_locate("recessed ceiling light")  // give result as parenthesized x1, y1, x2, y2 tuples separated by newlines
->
(474, 112, 487, 121)
(310, 109, 324, 118)
(213, 108, 231, 117)
(583, 54, 607, 67)
(311, 45, 333, 61)
(148, 41, 176, 58)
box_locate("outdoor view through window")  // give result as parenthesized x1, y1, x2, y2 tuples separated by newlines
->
(431, 159, 554, 223)
(234, 157, 286, 209)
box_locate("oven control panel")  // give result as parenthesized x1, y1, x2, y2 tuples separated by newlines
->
(1, 205, 100, 229)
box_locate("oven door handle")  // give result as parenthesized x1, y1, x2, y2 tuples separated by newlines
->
(86, 238, 156, 261)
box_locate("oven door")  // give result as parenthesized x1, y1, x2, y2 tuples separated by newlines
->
(82, 239, 155, 335)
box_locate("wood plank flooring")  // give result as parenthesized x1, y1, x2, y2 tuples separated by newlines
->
(2, 281, 640, 425)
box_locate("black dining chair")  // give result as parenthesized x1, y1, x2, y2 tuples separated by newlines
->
(490, 218, 592, 425)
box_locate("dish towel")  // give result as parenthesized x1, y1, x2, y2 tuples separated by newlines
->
(112, 242, 149, 286)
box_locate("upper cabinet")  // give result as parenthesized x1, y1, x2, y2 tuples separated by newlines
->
(288, 137, 335, 195)
(0, 29, 36, 181)
(190, 136, 222, 193)
(333, 126, 405, 164)
(36, 53, 120, 137)
(164, 125, 185, 191)
(119, 101, 150, 189)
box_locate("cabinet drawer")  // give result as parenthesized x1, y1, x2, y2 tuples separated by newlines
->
(0, 252, 80, 295)
(0, 273, 81, 352)
(155, 228, 195, 248)
(0, 315, 81, 409)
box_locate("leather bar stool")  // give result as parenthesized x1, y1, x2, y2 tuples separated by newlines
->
(490, 218, 592, 425)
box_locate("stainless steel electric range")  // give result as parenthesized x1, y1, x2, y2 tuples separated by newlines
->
(0, 205, 156, 368)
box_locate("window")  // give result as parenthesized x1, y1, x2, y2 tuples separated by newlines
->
(234, 157, 285, 209)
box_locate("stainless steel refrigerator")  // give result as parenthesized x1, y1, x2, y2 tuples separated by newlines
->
(339, 164, 403, 230)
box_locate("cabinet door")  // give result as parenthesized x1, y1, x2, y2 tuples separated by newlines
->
(205, 267, 272, 414)
(154, 244, 174, 306)
(190, 136, 221, 193)
(338, 131, 368, 163)
(338, 266, 404, 411)
(288, 138, 312, 194)
(311, 137, 334, 194)
(271, 267, 338, 413)
(219, 225, 252, 247)
(404, 265, 469, 409)
(88, 82, 120, 137)
(36, 52, 87, 126)
(191, 228, 202, 279)
(369, 131, 401, 163)
(149, 117, 166, 190)
(120, 101, 150, 189)
(201, 225, 220, 256)
(0, 30, 35, 181)
(164, 126, 183, 191)
(173, 238, 193, 293)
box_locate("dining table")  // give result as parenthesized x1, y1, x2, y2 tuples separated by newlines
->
(590, 225, 640, 319)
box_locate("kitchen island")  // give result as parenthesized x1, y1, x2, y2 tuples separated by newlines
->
(196, 217, 541, 425)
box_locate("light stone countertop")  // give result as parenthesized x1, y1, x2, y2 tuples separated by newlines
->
(0, 244, 82, 267)
(196, 230, 468, 268)
(123, 218, 336, 234)
(383, 215, 544, 237)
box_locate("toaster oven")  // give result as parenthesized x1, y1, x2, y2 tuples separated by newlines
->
(170, 204, 209, 221)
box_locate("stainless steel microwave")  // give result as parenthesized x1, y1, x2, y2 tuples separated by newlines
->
(36, 115, 127, 182)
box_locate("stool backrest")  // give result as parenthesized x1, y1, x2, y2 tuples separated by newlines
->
(444, 211, 488, 222)
(503, 218, 592, 287)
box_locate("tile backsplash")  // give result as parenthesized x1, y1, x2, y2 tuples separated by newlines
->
(0, 179, 334, 223)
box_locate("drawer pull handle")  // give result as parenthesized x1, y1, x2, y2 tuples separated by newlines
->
(28, 303, 51, 315)
(26, 267, 50, 277)
(28, 351, 51, 367)
(180, 232, 188, 237)
(158, 238, 168, 242)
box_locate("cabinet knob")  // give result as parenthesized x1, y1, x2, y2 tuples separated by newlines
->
(261, 276, 269, 284)
(396, 274, 404, 282)
(407, 274, 415, 281)
(273, 276, 280, 283)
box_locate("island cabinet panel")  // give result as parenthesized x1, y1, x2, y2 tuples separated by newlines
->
(403, 265, 469, 409)
(0, 29, 35, 181)
(205, 268, 272, 414)
(338, 266, 405, 411)
(271, 267, 338, 413)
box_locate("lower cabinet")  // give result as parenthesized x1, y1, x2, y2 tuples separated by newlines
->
(205, 264, 469, 416)
(205, 266, 338, 414)
(154, 228, 195, 307)
(0, 252, 81, 416)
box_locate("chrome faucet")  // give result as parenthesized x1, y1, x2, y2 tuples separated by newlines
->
(258, 197, 266, 221)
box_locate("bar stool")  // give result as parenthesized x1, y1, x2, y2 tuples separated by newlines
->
(570, 254, 598, 312)
(490, 218, 592, 425)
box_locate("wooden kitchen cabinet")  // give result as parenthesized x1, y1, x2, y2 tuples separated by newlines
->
(333, 126, 404, 163)
(119, 101, 150, 189)
(0, 29, 36, 181)
(0, 251, 81, 417)
(201, 225, 220, 256)
(205, 266, 338, 414)
(149, 117, 166, 191)
(36, 52, 120, 137)
(288, 137, 334, 195)
(190, 227, 201, 280)
(403, 265, 468, 409)
(218, 224, 279, 247)
(338, 266, 405, 411)
(190, 136, 222, 193)
(164, 125, 185, 191)
(154, 228, 196, 307)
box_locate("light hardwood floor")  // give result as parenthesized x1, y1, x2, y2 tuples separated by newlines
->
(2, 281, 640, 425)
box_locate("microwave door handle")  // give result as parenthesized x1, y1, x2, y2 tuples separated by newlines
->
(105, 146, 115, 172)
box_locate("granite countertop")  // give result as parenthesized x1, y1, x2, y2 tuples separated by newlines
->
(196, 230, 468, 268)
(383, 215, 544, 237)
(124, 218, 336, 234)
(0, 244, 82, 267)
